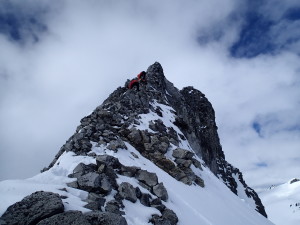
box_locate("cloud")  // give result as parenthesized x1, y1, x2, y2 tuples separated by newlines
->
(0, 0, 299, 195)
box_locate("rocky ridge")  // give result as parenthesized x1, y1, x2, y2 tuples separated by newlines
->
(0, 62, 267, 224)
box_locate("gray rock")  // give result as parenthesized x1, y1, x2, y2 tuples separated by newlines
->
(77, 172, 112, 194)
(128, 129, 142, 145)
(87, 193, 105, 203)
(0, 191, 64, 225)
(107, 138, 127, 151)
(157, 142, 169, 154)
(66, 180, 79, 189)
(150, 215, 171, 225)
(140, 193, 152, 207)
(120, 166, 140, 177)
(118, 182, 137, 203)
(105, 200, 124, 215)
(135, 187, 142, 199)
(96, 155, 121, 169)
(84, 201, 102, 210)
(84, 211, 127, 225)
(192, 158, 202, 169)
(162, 209, 178, 225)
(172, 148, 194, 159)
(136, 170, 158, 187)
(37, 210, 90, 225)
(195, 176, 205, 187)
(70, 163, 98, 179)
(153, 183, 168, 201)
(175, 159, 192, 168)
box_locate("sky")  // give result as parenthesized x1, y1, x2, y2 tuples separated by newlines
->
(0, 0, 299, 191)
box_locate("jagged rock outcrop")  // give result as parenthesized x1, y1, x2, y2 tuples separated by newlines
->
(0, 191, 64, 225)
(1, 62, 267, 225)
(48, 62, 265, 217)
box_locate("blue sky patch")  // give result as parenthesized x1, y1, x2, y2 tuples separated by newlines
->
(284, 7, 300, 21)
(252, 121, 262, 136)
(0, 2, 47, 43)
(229, 1, 300, 58)
(230, 11, 275, 58)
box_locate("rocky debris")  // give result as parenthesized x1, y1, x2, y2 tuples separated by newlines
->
(118, 182, 137, 203)
(136, 170, 158, 187)
(65, 155, 178, 224)
(0, 191, 64, 225)
(153, 183, 168, 201)
(84, 211, 127, 225)
(36, 211, 90, 225)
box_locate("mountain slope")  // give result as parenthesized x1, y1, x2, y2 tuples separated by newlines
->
(260, 178, 300, 225)
(0, 62, 272, 225)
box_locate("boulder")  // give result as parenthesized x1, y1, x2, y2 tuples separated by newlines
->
(135, 170, 158, 187)
(77, 172, 112, 194)
(0, 191, 64, 225)
(153, 183, 168, 201)
(162, 209, 178, 225)
(105, 200, 124, 215)
(192, 158, 202, 169)
(70, 163, 98, 178)
(140, 193, 152, 207)
(118, 182, 137, 203)
(157, 142, 169, 154)
(175, 159, 192, 168)
(107, 139, 127, 151)
(172, 148, 194, 159)
(96, 155, 121, 169)
(120, 166, 140, 177)
(128, 129, 142, 145)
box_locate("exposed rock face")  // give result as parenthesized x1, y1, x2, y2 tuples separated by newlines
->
(8, 61, 267, 225)
(0, 191, 64, 225)
(36, 211, 90, 225)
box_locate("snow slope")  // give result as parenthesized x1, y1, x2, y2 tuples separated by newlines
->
(0, 148, 274, 225)
(260, 179, 300, 225)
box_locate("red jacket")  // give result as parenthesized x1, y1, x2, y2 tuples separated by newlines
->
(128, 79, 139, 89)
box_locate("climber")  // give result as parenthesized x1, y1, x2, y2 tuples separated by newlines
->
(128, 71, 147, 91)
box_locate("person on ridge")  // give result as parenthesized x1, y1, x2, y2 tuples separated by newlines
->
(128, 71, 147, 91)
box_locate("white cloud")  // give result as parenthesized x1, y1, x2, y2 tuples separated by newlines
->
(0, 0, 299, 195)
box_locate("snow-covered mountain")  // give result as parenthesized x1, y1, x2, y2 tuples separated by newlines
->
(260, 178, 300, 225)
(0, 62, 273, 225)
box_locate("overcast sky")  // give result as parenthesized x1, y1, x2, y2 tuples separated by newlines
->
(0, 0, 299, 191)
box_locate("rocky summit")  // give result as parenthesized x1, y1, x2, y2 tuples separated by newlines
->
(0, 62, 270, 225)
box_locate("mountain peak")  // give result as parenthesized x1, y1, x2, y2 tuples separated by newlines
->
(0, 62, 271, 225)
